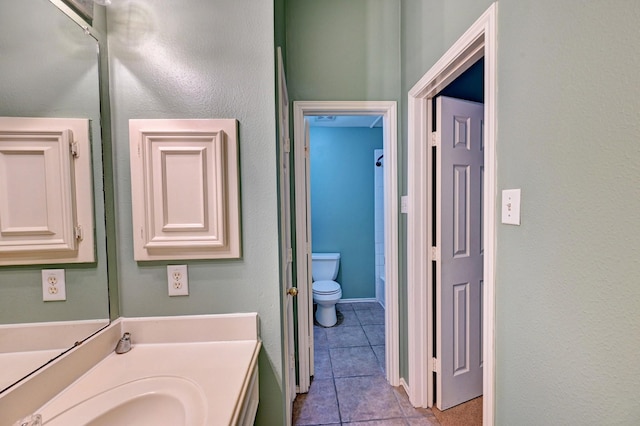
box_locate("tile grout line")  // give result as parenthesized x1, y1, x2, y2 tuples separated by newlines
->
(327, 339, 342, 425)
(337, 305, 360, 425)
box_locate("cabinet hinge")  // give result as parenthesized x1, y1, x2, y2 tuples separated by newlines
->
(70, 141, 79, 158)
(430, 246, 439, 261)
(431, 357, 439, 373)
(431, 132, 439, 147)
(287, 248, 293, 263)
(74, 225, 83, 241)
(284, 137, 291, 154)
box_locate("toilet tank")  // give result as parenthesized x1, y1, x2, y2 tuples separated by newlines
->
(311, 253, 340, 281)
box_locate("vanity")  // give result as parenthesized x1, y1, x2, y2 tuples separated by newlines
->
(0, 2, 263, 424)
(0, 313, 261, 425)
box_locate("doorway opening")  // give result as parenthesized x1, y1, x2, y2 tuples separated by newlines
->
(308, 115, 385, 308)
(407, 3, 497, 425)
(292, 101, 399, 394)
(433, 58, 484, 414)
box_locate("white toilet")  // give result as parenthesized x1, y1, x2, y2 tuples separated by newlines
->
(312, 253, 342, 327)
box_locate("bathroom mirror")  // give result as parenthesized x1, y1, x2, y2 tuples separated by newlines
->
(0, 0, 110, 392)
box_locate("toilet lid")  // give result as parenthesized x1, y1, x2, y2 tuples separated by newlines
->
(313, 280, 341, 294)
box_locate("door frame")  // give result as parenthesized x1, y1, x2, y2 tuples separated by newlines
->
(293, 101, 399, 392)
(407, 3, 497, 424)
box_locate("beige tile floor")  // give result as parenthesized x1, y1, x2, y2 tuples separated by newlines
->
(293, 302, 440, 426)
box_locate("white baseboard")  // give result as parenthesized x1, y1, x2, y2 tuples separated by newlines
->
(337, 298, 380, 305)
(400, 377, 410, 398)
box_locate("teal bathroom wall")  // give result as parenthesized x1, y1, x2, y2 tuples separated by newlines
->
(310, 127, 383, 299)
(106, 1, 283, 424)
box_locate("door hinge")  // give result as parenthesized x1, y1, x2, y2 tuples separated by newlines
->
(70, 141, 79, 158)
(74, 225, 83, 241)
(431, 132, 439, 147)
(430, 246, 439, 261)
(284, 137, 291, 153)
(287, 248, 293, 263)
(431, 357, 440, 373)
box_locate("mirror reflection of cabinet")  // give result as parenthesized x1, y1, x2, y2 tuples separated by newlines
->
(0, 117, 95, 265)
(0, 0, 111, 393)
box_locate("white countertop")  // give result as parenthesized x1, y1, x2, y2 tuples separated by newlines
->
(0, 349, 62, 391)
(38, 340, 260, 425)
(1, 313, 261, 426)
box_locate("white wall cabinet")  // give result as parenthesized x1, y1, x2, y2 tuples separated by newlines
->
(129, 119, 241, 261)
(0, 117, 94, 265)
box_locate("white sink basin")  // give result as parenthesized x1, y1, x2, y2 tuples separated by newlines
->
(43, 376, 207, 426)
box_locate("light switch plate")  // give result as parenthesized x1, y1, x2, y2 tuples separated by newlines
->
(167, 265, 189, 296)
(501, 189, 521, 225)
(42, 269, 66, 301)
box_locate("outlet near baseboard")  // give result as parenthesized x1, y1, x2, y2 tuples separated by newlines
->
(167, 265, 189, 296)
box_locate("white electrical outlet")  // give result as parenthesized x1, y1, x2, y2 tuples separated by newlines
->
(167, 265, 189, 296)
(42, 269, 66, 301)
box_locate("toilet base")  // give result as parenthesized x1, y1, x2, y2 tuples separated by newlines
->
(315, 303, 337, 327)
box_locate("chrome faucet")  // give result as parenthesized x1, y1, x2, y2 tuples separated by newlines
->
(12, 414, 41, 426)
(115, 332, 132, 354)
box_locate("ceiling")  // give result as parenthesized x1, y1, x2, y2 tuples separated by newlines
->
(308, 115, 383, 128)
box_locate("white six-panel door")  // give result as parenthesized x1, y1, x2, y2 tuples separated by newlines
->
(436, 96, 484, 410)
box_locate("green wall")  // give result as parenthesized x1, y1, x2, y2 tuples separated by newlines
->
(285, 0, 402, 380)
(5, 0, 638, 423)
(290, 0, 640, 423)
(401, 0, 640, 423)
(106, 1, 283, 424)
(495, 1, 640, 423)
(286, 0, 401, 102)
(310, 127, 383, 299)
